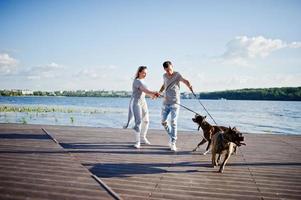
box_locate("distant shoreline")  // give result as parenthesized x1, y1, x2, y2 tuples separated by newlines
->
(0, 96, 300, 102)
(1, 86, 300, 101)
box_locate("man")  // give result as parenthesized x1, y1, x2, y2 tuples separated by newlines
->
(159, 61, 193, 151)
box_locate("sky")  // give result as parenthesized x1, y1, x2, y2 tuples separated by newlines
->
(0, 0, 301, 92)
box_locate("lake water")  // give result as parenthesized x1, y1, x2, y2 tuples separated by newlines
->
(0, 96, 300, 135)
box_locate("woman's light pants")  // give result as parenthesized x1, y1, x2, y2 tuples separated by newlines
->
(132, 100, 149, 144)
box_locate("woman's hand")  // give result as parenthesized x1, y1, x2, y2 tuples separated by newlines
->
(151, 92, 161, 99)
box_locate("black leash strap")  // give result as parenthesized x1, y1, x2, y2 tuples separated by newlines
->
(158, 93, 201, 115)
(191, 90, 219, 126)
(160, 81, 196, 114)
(160, 78, 218, 126)
(174, 102, 201, 115)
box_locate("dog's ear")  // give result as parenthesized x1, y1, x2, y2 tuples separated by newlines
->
(233, 126, 237, 131)
(228, 126, 231, 130)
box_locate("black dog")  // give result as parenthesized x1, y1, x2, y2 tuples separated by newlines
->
(192, 114, 228, 154)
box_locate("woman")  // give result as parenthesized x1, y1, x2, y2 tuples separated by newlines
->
(124, 66, 159, 148)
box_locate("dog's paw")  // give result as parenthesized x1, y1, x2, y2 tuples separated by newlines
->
(203, 150, 210, 155)
(192, 148, 197, 152)
(212, 164, 218, 168)
(218, 166, 225, 173)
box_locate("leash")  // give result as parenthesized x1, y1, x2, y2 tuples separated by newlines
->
(174, 102, 201, 115)
(190, 90, 219, 126)
(160, 75, 218, 126)
(189, 88, 245, 142)
(159, 79, 202, 115)
(158, 93, 201, 115)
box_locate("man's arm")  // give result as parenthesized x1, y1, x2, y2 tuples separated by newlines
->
(159, 84, 164, 93)
(180, 77, 193, 92)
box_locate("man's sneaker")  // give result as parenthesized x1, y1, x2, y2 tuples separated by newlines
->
(133, 143, 140, 149)
(143, 137, 151, 145)
(170, 143, 177, 152)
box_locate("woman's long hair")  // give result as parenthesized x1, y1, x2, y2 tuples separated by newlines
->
(135, 66, 147, 79)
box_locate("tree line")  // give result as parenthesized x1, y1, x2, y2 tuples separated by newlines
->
(0, 87, 300, 101)
(198, 87, 301, 101)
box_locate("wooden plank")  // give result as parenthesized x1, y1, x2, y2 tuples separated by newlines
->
(1, 123, 301, 200)
(0, 124, 114, 200)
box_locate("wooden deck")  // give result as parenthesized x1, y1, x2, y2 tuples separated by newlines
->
(0, 124, 301, 200)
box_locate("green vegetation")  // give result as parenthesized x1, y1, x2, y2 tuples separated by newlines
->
(0, 105, 123, 114)
(197, 87, 301, 101)
(0, 106, 75, 113)
(0, 89, 131, 97)
(21, 117, 27, 124)
(0, 87, 300, 101)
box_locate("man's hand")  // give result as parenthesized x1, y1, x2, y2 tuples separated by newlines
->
(151, 92, 161, 99)
(189, 85, 193, 92)
(181, 78, 193, 93)
(154, 92, 161, 98)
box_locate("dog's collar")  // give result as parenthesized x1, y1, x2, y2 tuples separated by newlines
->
(221, 131, 246, 147)
(234, 141, 241, 146)
(222, 134, 240, 146)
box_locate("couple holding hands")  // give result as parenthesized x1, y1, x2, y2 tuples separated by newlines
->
(124, 61, 193, 152)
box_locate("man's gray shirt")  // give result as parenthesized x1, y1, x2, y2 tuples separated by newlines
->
(163, 71, 183, 105)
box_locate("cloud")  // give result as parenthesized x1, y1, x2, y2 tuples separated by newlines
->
(0, 53, 18, 74)
(46, 62, 61, 68)
(74, 65, 118, 79)
(23, 62, 63, 79)
(76, 69, 101, 79)
(224, 36, 285, 58)
(289, 42, 301, 48)
(220, 36, 301, 66)
(107, 65, 117, 70)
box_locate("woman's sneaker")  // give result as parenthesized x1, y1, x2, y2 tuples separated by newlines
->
(133, 143, 140, 149)
(143, 137, 151, 145)
(170, 143, 177, 152)
(168, 138, 172, 147)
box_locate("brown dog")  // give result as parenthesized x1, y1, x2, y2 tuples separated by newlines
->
(211, 127, 245, 173)
(192, 114, 228, 155)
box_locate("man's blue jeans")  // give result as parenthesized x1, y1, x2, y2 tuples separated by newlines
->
(161, 104, 180, 144)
